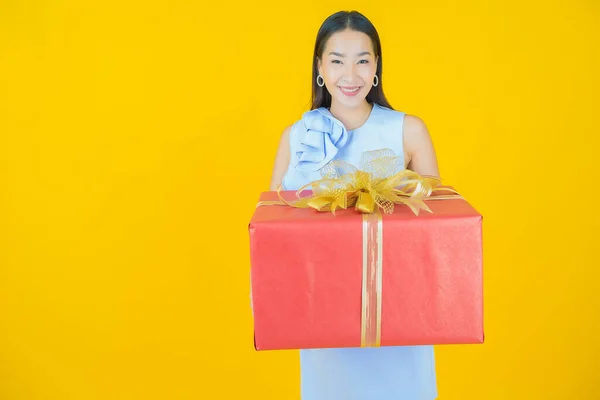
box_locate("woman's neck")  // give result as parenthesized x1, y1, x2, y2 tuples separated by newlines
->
(328, 101, 373, 131)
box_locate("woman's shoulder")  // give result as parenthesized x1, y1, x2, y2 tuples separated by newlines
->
(276, 112, 309, 151)
(376, 103, 427, 133)
(279, 120, 301, 146)
(371, 103, 407, 124)
(281, 107, 335, 142)
(402, 113, 430, 141)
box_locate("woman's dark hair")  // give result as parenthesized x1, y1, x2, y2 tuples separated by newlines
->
(311, 11, 394, 110)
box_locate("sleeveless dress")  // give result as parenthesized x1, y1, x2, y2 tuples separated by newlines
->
(281, 102, 438, 400)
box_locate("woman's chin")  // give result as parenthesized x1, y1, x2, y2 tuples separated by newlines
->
(331, 95, 367, 108)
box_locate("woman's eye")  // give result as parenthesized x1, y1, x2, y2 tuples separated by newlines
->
(331, 60, 342, 64)
(358, 60, 369, 64)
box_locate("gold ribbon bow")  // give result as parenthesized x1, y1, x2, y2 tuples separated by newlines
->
(262, 148, 460, 215)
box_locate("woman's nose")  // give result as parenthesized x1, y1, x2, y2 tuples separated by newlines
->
(342, 64, 358, 83)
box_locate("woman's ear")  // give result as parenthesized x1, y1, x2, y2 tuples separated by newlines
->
(317, 57, 322, 75)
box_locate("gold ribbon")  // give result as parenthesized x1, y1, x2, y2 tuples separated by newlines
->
(257, 148, 462, 347)
(361, 209, 383, 347)
(258, 148, 461, 216)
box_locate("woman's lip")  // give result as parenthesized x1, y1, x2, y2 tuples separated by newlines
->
(338, 86, 362, 96)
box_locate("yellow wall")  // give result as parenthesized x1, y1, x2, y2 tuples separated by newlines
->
(1, 0, 598, 398)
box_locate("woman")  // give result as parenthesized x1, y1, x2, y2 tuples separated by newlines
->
(269, 10, 440, 400)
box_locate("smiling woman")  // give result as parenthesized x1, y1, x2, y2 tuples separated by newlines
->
(313, 27, 390, 115)
(270, 11, 439, 193)
(268, 10, 441, 400)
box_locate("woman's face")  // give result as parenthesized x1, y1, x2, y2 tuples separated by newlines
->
(318, 29, 378, 108)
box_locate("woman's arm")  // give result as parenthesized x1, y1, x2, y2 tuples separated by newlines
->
(403, 114, 440, 178)
(269, 125, 292, 190)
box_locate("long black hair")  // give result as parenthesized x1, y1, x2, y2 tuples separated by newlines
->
(311, 11, 394, 110)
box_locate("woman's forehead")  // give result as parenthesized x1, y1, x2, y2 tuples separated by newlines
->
(324, 30, 374, 54)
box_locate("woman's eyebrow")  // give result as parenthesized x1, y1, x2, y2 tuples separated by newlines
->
(328, 51, 372, 57)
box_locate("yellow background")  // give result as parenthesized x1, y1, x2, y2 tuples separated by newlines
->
(1, 0, 599, 398)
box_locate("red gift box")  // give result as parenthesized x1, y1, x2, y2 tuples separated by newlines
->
(249, 189, 483, 351)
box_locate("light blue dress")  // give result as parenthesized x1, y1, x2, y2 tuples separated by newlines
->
(282, 102, 438, 400)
